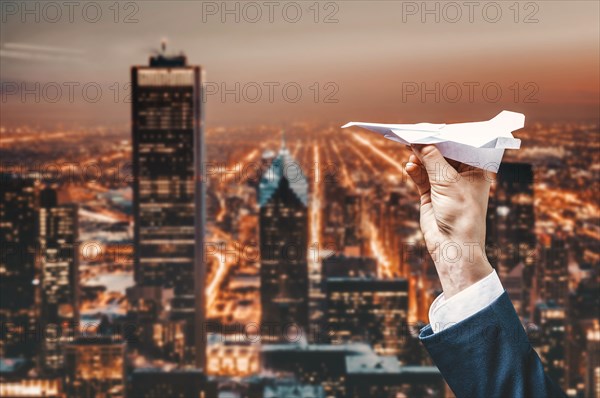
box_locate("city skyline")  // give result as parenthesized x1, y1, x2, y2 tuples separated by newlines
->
(1, 1, 599, 397)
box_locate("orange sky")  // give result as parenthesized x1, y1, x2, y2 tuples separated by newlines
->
(1, 1, 598, 127)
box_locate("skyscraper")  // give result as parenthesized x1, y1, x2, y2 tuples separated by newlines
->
(38, 188, 79, 375)
(343, 194, 362, 249)
(537, 233, 569, 308)
(586, 326, 600, 398)
(486, 162, 536, 314)
(0, 174, 39, 361)
(533, 302, 567, 390)
(131, 47, 205, 367)
(259, 139, 309, 342)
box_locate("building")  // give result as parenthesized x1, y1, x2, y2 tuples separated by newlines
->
(502, 262, 526, 316)
(343, 194, 362, 249)
(325, 278, 408, 357)
(131, 46, 206, 367)
(322, 254, 376, 279)
(261, 342, 374, 395)
(0, 378, 64, 398)
(63, 337, 125, 398)
(260, 342, 441, 397)
(345, 355, 444, 398)
(586, 327, 600, 398)
(129, 369, 216, 397)
(537, 234, 569, 308)
(38, 188, 79, 375)
(258, 139, 309, 342)
(124, 286, 187, 362)
(0, 174, 39, 362)
(486, 162, 536, 315)
(263, 380, 325, 398)
(533, 302, 567, 390)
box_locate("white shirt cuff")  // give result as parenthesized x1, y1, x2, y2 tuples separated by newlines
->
(428, 270, 504, 334)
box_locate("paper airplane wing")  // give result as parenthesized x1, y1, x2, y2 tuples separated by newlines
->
(430, 111, 524, 171)
(341, 122, 445, 145)
(342, 111, 525, 172)
(437, 111, 524, 148)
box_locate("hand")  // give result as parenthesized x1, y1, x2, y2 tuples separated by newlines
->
(405, 144, 494, 298)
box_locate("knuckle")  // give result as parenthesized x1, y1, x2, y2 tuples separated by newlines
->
(420, 145, 439, 160)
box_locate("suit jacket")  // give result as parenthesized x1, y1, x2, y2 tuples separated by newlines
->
(419, 292, 566, 398)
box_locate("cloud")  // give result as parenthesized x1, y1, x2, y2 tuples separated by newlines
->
(1, 42, 84, 62)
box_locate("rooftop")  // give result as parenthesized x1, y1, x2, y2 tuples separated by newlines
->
(258, 134, 308, 207)
(261, 342, 373, 355)
(345, 355, 440, 376)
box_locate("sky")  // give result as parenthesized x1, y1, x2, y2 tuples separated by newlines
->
(1, 0, 599, 128)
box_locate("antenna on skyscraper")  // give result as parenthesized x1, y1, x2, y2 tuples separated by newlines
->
(160, 38, 167, 54)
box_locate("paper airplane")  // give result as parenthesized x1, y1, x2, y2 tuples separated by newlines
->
(341, 111, 524, 172)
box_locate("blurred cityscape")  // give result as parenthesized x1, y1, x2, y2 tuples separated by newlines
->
(1, 49, 599, 398)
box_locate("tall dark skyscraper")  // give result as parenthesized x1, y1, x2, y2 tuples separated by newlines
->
(38, 188, 79, 374)
(486, 162, 536, 315)
(131, 47, 206, 367)
(537, 233, 569, 308)
(259, 139, 309, 341)
(0, 174, 39, 360)
(586, 327, 600, 398)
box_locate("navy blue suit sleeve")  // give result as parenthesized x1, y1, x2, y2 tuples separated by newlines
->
(419, 292, 566, 398)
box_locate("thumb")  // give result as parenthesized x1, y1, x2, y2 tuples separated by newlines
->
(405, 154, 430, 203)
(406, 154, 437, 235)
(412, 144, 457, 183)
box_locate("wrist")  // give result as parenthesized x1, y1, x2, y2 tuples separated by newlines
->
(432, 241, 493, 299)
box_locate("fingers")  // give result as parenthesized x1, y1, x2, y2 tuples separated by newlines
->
(405, 154, 437, 234)
(405, 154, 431, 203)
(411, 144, 458, 182)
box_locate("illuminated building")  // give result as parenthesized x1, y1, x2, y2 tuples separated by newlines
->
(206, 342, 259, 376)
(63, 337, 125, 398)
(0, 378, 64, 398)
(343, 194, 363, 248)
(381, 189, 415, 277)
(0, 174, 39, 361)
(129, 369, 216, 397)
(486, 162, 536, 315)
(586, 327, 600, 398)
(533, 302, 567, 390)
(38, 188, 79, 375)
(325, 278, 408, 357)
(258, 138, 309, 342)
(537, 234, 569, 308)
(502, 262, 525, 316)
(321, 180, 348, 251)
(131, 46, 206, 367)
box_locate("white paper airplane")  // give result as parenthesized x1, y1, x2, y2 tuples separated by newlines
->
(341, 110, 524, 172)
